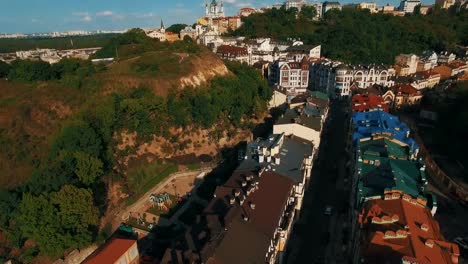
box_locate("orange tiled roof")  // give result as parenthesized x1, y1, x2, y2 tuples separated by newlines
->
(392, 84, 419, 95)
(83, 238, 137, 264)
(418, 70, 440, 79)
(359, 194, 459, 264)
(448, 60, 467, 69)
(352, 94, 389, 112)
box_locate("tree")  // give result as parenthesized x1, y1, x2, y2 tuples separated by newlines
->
(8, 60, 52, 81)
(0, 61, 11, 78)
(16, 186, 99, 258)
(299, 6, 317, 20)
(167, 24, 188, 34)
(50, 120, 103, 158)
(50, 185, 99, 237)
(74, 152, 103, 185)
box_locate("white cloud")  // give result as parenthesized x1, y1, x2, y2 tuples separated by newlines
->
(224, 0, 237, 3)
(96, 10, 114, 16)
(96, 10, 125, 20)
(82, 15, 92, 22)
(72, 12, 92, 22)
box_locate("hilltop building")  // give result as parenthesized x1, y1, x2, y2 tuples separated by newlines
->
(199, 0, 242, 34)
(323, 1, 343, 15)
(205, 0, 225, 18)
(145, 19, 167, 41)
(358, 2, 379, 13)
(399, 0, 421, 13)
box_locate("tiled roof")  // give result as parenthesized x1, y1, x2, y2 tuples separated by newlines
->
(216, 45, 248, 56)
(391, 84, 420, 96)
(310, 91, 329, 101)
(352, 111, 418, 154)
(352, 94, 389, 113)
(359, 196, 460, 264)
(357, 156, 426, 205)
(448, 60, 467, 69)
(276, 107, 323, 132)
(203, 169, 294, 264)
(286, 44, 320, 53)
(83, 238, 137, 264)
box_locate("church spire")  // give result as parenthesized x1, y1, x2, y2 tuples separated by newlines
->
(160, 19, 165, 30)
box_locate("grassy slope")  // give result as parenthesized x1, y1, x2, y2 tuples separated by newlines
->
(0, 47, 226, 189)
(0, 80, 87, 188)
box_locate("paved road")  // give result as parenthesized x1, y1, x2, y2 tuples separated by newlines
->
(285, 100, 351, 264)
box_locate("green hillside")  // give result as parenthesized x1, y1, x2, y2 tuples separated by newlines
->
(0, 29, 271, 262)
(232, 7, 468, 64)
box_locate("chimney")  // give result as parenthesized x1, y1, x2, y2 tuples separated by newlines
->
(425, 239, 434, 248)
(421, 223, 429, 232)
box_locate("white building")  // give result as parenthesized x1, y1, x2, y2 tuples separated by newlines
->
(309, 2, 323, 19)
(273, 96, 329, 148)
(205, 0, 225, 18)
(285, 0, 306, 10)
(438, 51, 456, 64)
(421, 51, 438, 68)
(395, 54, 419, 76)
(399, 0, 421, 13)
(145, 20, 166, 41)
(358, 2, 379, 13)
(310, 60, 395, 98)
(286, 45, 321, 62)
(323, 1, 342, 15)
(269, 57, 310, 95)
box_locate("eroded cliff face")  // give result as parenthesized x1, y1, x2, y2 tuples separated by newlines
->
(99, 49, 230, 96)
(179, 55, 229, 88)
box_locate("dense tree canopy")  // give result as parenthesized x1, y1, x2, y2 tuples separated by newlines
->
(167, 23, 188, 34)
(93, 28, 200, 59)
(0, 56, 271, 261)
(16, 186, 99, 257)
(232, 7, 468, 64)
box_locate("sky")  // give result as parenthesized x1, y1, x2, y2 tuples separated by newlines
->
(0, 0, 431, 34)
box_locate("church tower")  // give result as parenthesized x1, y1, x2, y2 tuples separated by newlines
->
(160, 19, 165, 33)
(205, 0, 225, 18)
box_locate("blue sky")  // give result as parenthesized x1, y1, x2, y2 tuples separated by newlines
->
(0, 0, 431, 34)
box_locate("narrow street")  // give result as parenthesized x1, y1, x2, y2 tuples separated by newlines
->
(286, 99, 351, 264)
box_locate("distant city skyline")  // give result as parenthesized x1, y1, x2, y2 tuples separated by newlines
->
(0, 0, 435, 34)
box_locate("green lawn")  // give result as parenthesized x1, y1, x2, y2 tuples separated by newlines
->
(126, 160, 178, 205)
(186, 163, 201, 171)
